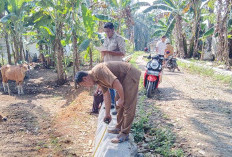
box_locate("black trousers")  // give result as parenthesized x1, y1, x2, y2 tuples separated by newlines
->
(92, 94, 104, 113)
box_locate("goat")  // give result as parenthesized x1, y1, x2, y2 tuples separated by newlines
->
(0, 64, 29, 95)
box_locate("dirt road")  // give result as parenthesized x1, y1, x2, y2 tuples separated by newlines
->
(0, 68, 97, 157)
(137, 56, 232, 156)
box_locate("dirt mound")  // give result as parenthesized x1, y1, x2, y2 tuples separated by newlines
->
(51, 91, 98, 156)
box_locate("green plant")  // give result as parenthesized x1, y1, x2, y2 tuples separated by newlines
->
(148, 128, 183, 157)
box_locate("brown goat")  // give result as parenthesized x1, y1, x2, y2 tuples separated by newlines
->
(1, 64, 29, 95)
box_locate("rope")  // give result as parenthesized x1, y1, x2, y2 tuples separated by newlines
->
(92, 124, 108, 157)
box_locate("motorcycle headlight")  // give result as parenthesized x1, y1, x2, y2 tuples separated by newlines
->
(151, 60, 159, 69)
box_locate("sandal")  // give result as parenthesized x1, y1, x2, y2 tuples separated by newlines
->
(111, 133, 129, 143)
(108, 128, 120, 134)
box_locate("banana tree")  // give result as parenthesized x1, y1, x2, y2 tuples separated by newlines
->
(0, 0, 33, 64)
(150, 17, 176, 41)
(100, 1, 149, 44)
(34, 0, 73, 85)
(144, 0, 190, 58)
(81, 3, 98, 69)
(215, 0, 231, 68)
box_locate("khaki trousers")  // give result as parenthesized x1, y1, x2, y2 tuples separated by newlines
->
(115, 67, 141, 135)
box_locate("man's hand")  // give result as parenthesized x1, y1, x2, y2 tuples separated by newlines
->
(103, 114, 112, 124)
(116, 98, 124, 108)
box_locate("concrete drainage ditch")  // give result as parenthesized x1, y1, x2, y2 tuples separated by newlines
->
(92, 104, 138, 157)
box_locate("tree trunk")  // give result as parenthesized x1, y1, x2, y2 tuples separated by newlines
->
(55, 22, 65, 85)
(89, 47, 93, 69)
(5, 33, 11, 64)
(13, 35, 19, 64)
(175, 15, 185, 58)
(71, 3, 80, 89)
(72, 32, 79, 89)
(19, 36, 24, 61)
(216, 0, 231, 68)
(191, 0, 201, 59)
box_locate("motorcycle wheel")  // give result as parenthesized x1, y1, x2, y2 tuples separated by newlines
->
(171, 68, 175, 72)
(146, 81, 153, 98)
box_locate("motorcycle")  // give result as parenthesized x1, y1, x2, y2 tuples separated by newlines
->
(144, 55, 163, 98)
(165, 56, 178, 72)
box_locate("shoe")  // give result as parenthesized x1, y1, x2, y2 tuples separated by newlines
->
(111, 133, 129, 143)
(112, 111, 117, 115)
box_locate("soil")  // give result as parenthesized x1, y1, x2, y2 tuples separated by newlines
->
(136, 56, 232, 156)
(0, 67, 97, 157)
(1, 57, 231, 157)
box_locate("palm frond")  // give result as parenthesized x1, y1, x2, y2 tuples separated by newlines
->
(131, 2, 150, 8)
(166, 12, 174, 25)
(143, 4, 173, 13)
(163, 0, 176, 9)
(203, 27, 214, 38)
(165, 18, 176, 37)
(153, 0, 166, 5)
(152, 29, 166, 37)
(151, 24, 166, 29)
(158, 20, 166, 27)
(94, 14, 114, 21)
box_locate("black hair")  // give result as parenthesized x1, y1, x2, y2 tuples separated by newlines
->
(75, 71, 88, 84)
(104, 22, 114, 29)
(162, 35, 166, 38)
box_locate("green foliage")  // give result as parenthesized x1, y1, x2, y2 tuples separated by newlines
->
(148, 128, 184, 157)
(94, 14, 113, 21)
(81, 3, 96, 38)
(78, 39, 91, 53)
(80, 48, 101, 64)
(203, 27, 214, 38)
(143, 4, 173, 13)
(40, 26, 55, 36)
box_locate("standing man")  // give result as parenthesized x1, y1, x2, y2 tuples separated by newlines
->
(156, 36, 167, 57)
(75, 62, 141, 143)
(101, 22, 126, 112)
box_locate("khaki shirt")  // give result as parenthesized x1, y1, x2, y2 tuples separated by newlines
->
(89, 62, 141, 93)
(103, 33, 126, 62)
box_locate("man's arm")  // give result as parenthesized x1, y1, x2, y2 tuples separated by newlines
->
(102, 50, 124, 56)
(103, 90, 111, 118)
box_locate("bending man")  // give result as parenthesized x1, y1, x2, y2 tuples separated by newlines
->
(75, 61, 141, 143)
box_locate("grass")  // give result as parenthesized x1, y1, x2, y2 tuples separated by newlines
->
(130, 51, 184, 157)
(178, 61, 232, 87)
(130, 51, 144, 68)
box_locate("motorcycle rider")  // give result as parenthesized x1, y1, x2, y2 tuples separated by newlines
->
(165, 41, 180, 71)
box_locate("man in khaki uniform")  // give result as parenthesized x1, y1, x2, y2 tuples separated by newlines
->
(75, 62, 141, 143)
(101, 22, 125, 112)
(102, 22, 125, 62)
